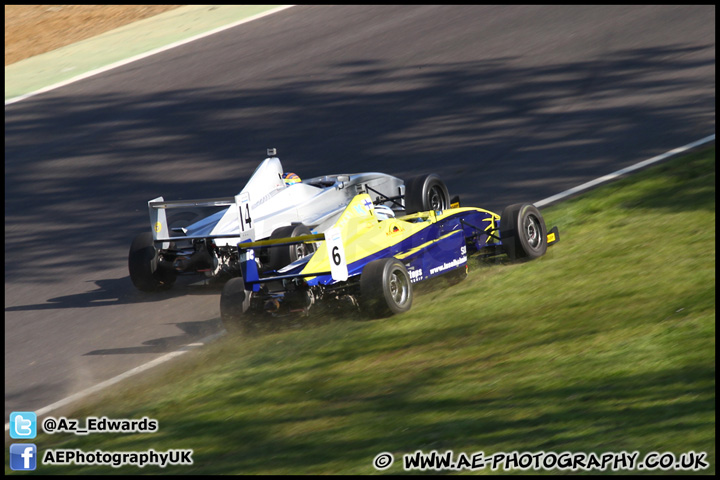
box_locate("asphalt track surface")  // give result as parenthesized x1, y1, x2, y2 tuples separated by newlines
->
(4, 5, 715, 419)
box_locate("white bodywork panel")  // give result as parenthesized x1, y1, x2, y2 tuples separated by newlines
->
(148, 155, 405, 246)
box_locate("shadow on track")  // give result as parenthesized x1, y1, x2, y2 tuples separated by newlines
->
(83, 318, 221, 355)
(6, 44, 714, 287)
(4, 276, 224, 312)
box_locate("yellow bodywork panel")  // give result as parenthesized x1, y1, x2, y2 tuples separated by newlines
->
(302, 194, 430, 276)
(301, 194, 500, 278)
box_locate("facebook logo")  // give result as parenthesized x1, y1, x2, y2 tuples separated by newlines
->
(9, 411, 36, 439)
(10, 444, 37, 471)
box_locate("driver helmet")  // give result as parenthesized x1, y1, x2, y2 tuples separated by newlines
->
(374, 204, 396, 220)
(282, 172, 302, 185)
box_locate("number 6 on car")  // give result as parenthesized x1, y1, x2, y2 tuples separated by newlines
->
(324, 227, 348, 281)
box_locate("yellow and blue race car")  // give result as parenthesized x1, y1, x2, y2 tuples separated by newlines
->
(220, 193, 559, 332)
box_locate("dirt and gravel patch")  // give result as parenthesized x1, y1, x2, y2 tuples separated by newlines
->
(5, 5, 182, 66)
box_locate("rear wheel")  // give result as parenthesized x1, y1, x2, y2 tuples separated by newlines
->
(220, 277, 255, 333)
(499, 204, 548, 261)
(128, 232, 177, 292)
(405, 174, 450, 213)
(360, 258, 413, 318)
(267, 224, 316, 270)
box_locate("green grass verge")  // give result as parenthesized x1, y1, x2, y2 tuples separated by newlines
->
(9, 147, 715, 475)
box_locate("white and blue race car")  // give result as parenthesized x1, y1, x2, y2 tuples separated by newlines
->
(128, 149, 451, 291)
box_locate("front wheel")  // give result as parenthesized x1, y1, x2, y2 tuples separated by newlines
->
(128, 232, 177, 292)
(499, 204, 548, 261)
(404, 173, 450, 213)
(360, 258, 413, 318)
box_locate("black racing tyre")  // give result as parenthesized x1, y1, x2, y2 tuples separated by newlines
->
(220, 277, 254, 333)
(360, 258, 413, 318)
(499, 203, 548, 261)
(267, 224, 316, 270)
(404, 173, 450, 213)
(128, 232, 177, 292)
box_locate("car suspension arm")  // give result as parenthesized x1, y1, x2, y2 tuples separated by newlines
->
(364, 185, 405, 210)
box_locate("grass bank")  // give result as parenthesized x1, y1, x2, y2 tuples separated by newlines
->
(9, 147, 715, 474)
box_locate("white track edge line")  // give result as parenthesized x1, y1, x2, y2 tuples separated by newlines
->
(5, 331, 225, 432)
(4, 5, 295, 106)
(535, 134, 715, 207)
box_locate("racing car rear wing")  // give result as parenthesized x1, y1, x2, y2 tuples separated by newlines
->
(235, 226, 348, 291)
(148, 193, 254, 244)
(235, 233, 325, 249)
